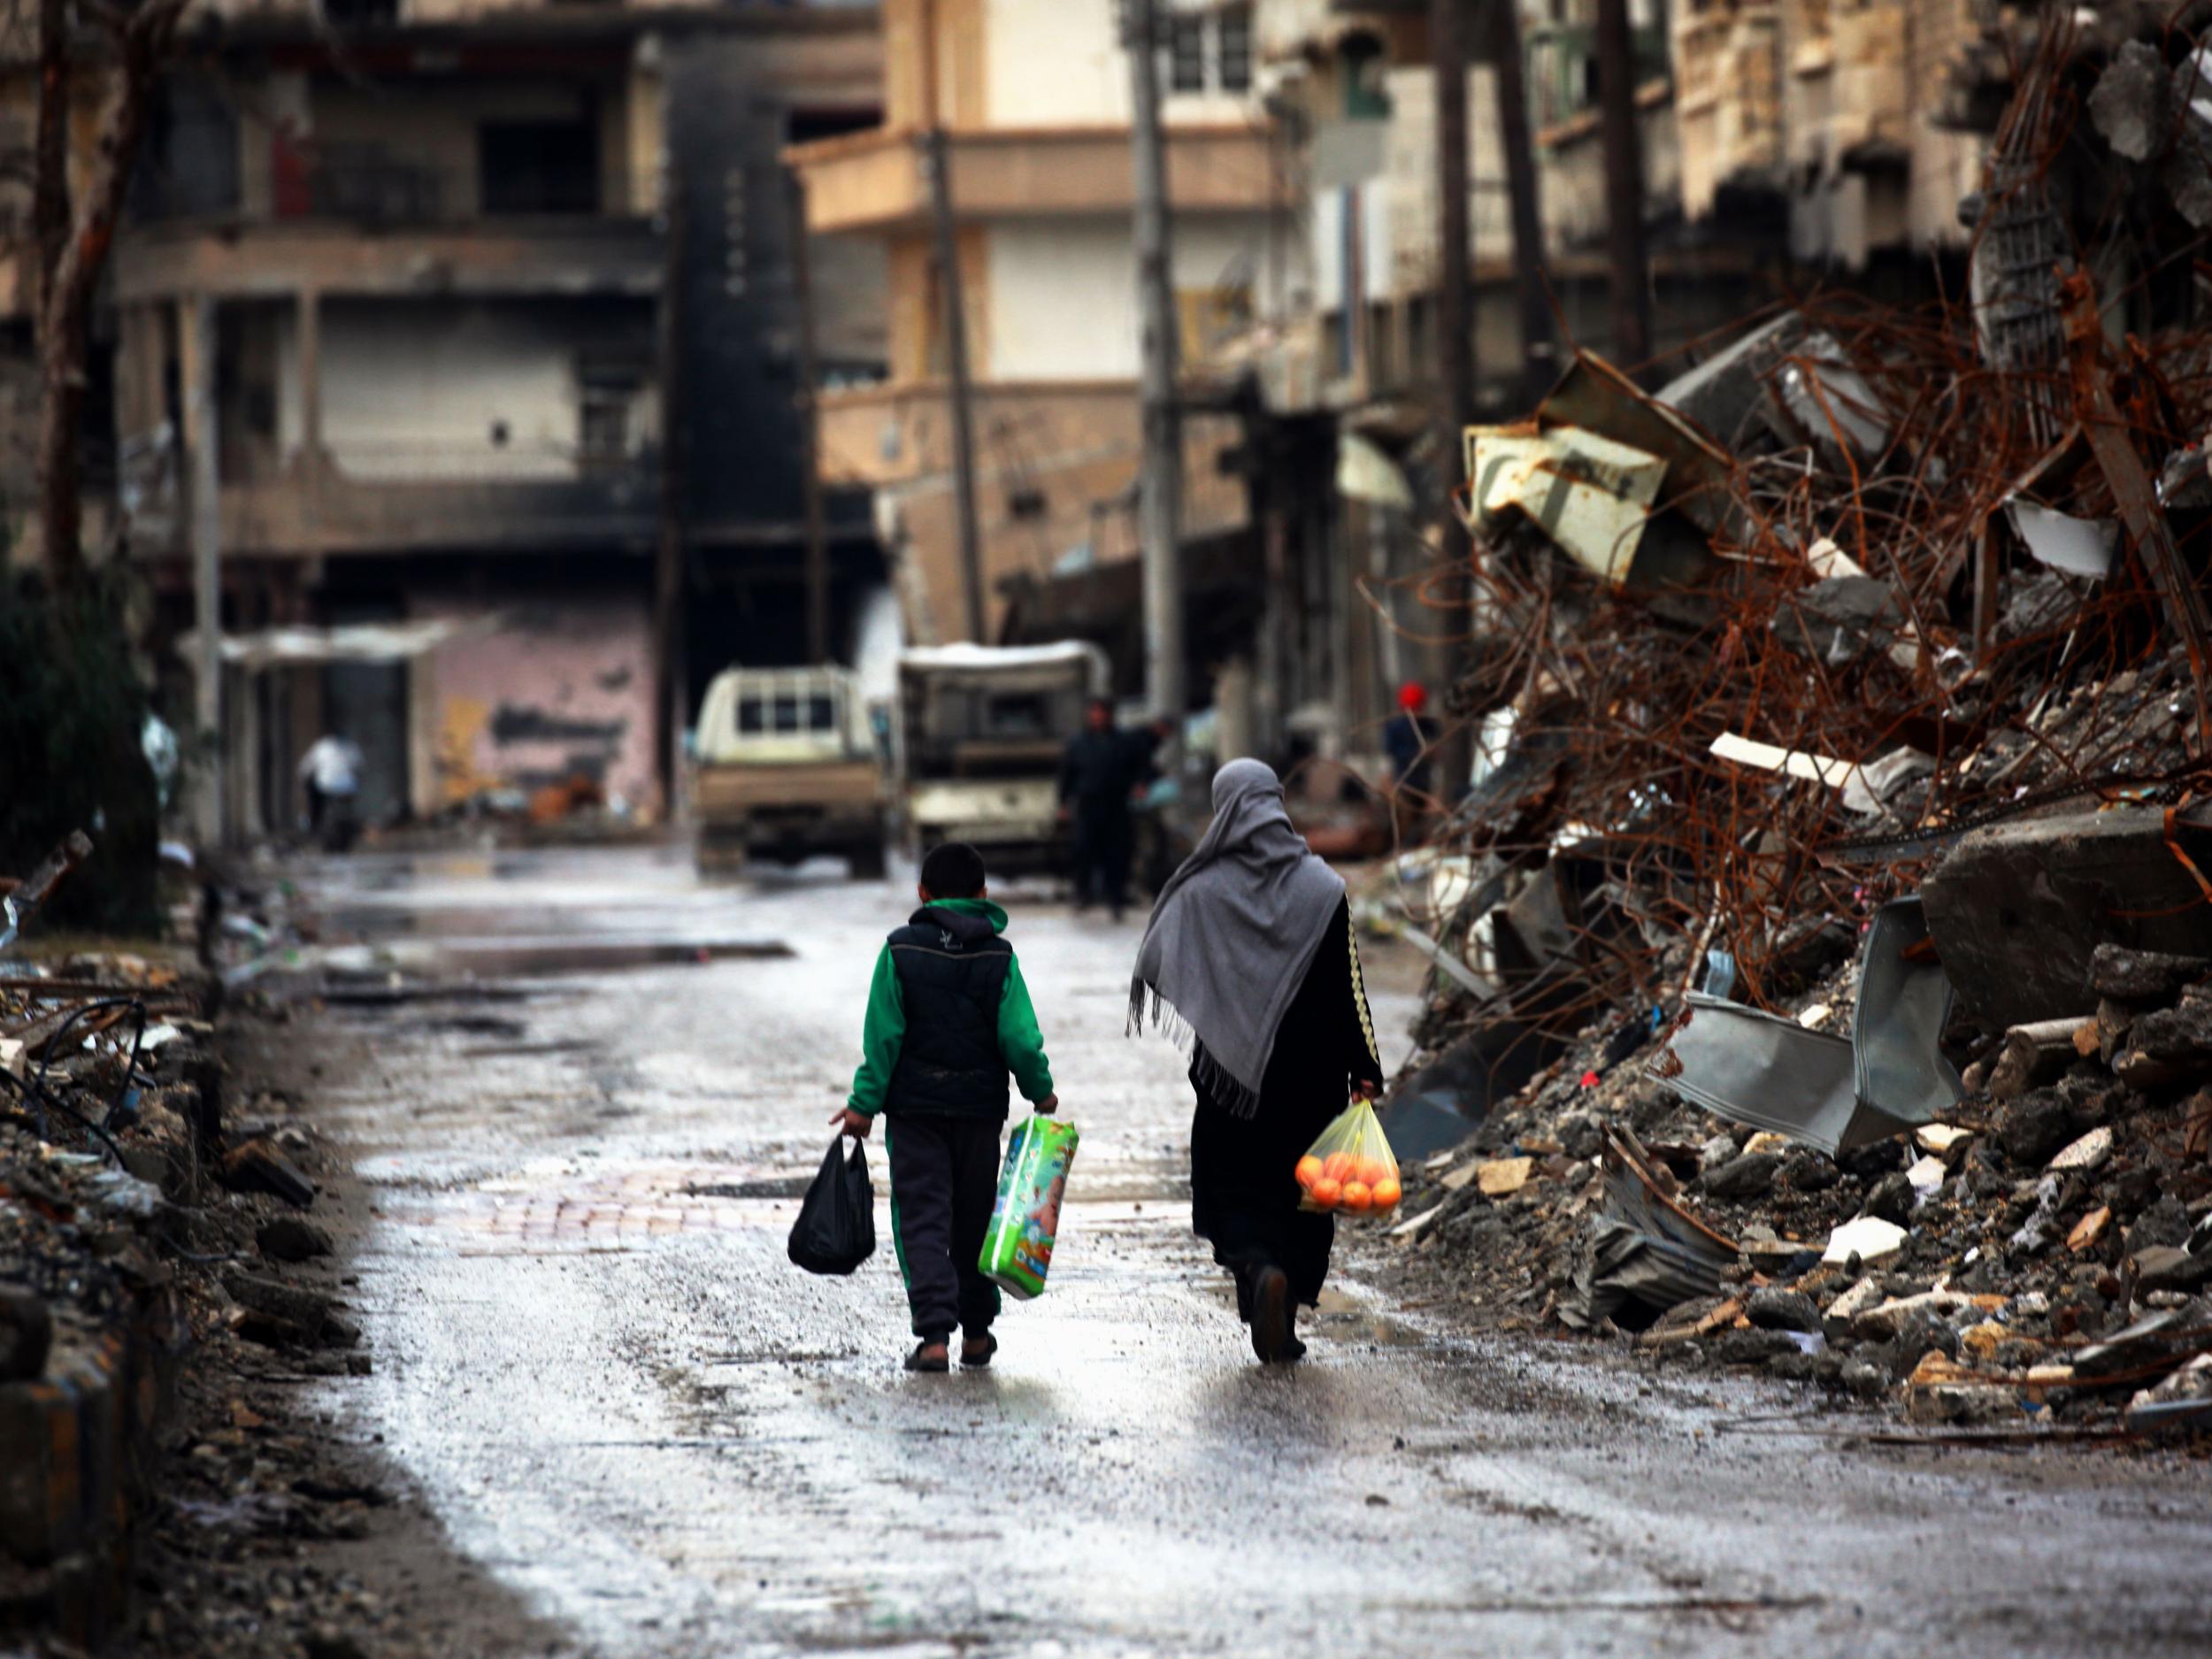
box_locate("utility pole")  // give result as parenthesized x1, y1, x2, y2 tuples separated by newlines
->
(1125, 0, 1185, 726)
(918, 0, 986, 642)
(1432, 0, 1473, 441)
(1491, 0, 1553, 408)
(654, 177, 688, 822)
(184, 293, 225, 848)
(788, 169, 831, 665)
(1594, 0, 1652, 369)
(1432, 0, 1475, 799)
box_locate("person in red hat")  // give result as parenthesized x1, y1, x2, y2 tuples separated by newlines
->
(1384, 682, 1436, 793)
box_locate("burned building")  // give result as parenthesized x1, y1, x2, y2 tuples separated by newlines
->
(112, 0, 884, 835)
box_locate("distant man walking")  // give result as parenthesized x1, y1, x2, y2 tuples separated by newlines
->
(298, 731, 365, 849)
(1059, 698, 1136, 919)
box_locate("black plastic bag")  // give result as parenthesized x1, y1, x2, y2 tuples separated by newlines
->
(787, 1135, 876, 1276)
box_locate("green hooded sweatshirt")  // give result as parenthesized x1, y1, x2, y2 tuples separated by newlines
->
(845, 897, 1055, 1117)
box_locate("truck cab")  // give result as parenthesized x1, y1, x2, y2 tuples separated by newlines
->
(693, 666, 887, 878)
(896, 642, 1110, 878)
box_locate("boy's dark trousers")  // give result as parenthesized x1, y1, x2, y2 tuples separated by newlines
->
(885, 1114, 1003, 1340)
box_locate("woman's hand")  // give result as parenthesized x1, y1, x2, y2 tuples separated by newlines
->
(830, 1107, 873, 1139)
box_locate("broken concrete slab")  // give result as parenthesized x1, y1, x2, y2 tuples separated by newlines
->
(2090, 39, 2172, 163)
(257, 1217, 334, 1263)
(2088, 944, 2212, 1003)
(2047, 1125, 2113, 1172)
(1853, 1288, 2007, 1340)
(1476, 1156, 1535, 1197)
(220, 1138, 317, 1208)
(1824, 1215, 1909, 1267)
(1923, 804, 2212, 1031)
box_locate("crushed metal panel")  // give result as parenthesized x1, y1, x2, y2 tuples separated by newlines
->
(1853, 896, 1964, 1130)
(1663, 994, 1872, 1155)
(1661, 895, 1960, 1154)
(2004, 498, 2118, 580)
(1464, 424, 1667, 586)
(1561, 1151, 1738, 1331)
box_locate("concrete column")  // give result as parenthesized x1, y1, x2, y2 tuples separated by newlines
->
(297, 286, 322, 555)
(181, 294, 225, 847)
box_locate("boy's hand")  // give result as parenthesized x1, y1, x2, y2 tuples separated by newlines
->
(1033, 1094, 1059, 1116)
(830, 1107, 873, 1139)
(1351, 1079, 1380, 1102)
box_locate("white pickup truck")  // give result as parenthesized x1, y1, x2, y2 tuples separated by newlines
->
(896, 641, 1110, 877)
(693, 666, 887, 879)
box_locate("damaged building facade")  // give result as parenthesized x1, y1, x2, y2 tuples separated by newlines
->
(111, 0, 884, 834)
(785, 0, 1302, 680)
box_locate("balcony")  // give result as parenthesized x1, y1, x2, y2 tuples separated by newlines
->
(788, 124, 1291, 234)
(113, 216, 663, 303)
(126, 442, 663, 559)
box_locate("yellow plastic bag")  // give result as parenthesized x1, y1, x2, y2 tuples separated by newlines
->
(1294, 1099, 1402, 1216)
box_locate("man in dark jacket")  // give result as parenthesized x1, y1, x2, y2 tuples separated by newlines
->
(833, 841, 1058, 1372)
(1059, 697, 1137, 918)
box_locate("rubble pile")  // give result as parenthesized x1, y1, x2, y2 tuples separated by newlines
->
(1383, 22, 2212, 1436)
(1, 849, 399, 1652)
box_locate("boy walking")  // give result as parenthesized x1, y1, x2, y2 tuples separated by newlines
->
(833, 842, 1058, 1371)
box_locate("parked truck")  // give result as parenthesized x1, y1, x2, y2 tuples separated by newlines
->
(895, 642, 1110, 877)
(693, 665, 887, 878)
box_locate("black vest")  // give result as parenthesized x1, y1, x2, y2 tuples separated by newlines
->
(885, 905, 1013, 1118)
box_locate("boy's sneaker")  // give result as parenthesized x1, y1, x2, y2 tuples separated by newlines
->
(904, 1340, 950, 1373)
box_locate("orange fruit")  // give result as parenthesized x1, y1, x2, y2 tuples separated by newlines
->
(1309, 1177, 1343, 1209)
(1340, 1180, 1373, 1213)
(1323, 1151, 1355, 1183)
(1354, 1156, 1389, 1187)
(1294, 1156, 1324, 1189)
(1371, 1178, 1402, 1210)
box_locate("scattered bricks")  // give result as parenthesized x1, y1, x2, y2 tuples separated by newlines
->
(1851, 1289, 2007, 1340)
(1700, 1152, 1779, 1200)
(2096, 998, 2137, 1064)
(2089, 943, 2212, 1003)
(2047, 1125, 2113, 1173)
(1840, 1358, 1888, 1400)
(1903, 1350, 2019, 1424)
(0, 1287, 51, 1382)
(2114, 987, 2212, 1089)
(2068, 1206, 2113, 1253)
(1475, 1157, 1533, 1197)
(257, 1217, 334, 1263)
(1746, 1287, 1822, 1334)
(1996, 1089, 2078, 1168)
(2130, 1246, 2212, 1295)
(219, 1137, 316, 1208)
(1862, 1171, 1916, 1226)
(1989, 1018, 2090, 1102)
(221, 1271, 331, 1340)
(1781, 1147, 1839, 1191)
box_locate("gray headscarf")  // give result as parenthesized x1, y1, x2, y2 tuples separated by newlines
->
(1128, 758, 1347, 1117)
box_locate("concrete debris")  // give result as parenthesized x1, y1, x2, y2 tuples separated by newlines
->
(2046, 1125, 2114, 1172)
(1475, 1156, 1534, 1197)
(1823, 1216, 1909, 1268)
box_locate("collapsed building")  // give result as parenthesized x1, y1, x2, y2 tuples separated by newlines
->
(27, 0, 889, 836)
(1378, 7, 2212, 1432)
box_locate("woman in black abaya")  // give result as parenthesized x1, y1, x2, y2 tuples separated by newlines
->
(1130, 760, 1385, 1363)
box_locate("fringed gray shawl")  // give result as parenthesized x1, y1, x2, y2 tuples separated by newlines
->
(1128, 758, 1347, 1117)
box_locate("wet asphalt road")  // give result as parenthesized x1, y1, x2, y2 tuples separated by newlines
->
(287, 846, 2212, 1659)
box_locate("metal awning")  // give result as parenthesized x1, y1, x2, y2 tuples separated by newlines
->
(177, 617, 498, 671)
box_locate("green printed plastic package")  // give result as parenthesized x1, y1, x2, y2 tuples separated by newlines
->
(979, 1114, 1080, 1300)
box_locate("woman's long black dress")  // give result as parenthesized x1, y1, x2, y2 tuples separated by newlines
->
(1188, 895, 1385, 1316)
